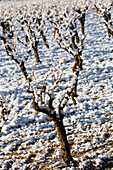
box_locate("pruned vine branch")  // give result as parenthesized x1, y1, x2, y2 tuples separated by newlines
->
(94, 3, 113, 37)
(27, 68, 79, 167)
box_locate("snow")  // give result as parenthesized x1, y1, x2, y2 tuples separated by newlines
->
(0, 0, 113, 169)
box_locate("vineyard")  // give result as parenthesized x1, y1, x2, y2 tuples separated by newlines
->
(0, 0, 113, 169)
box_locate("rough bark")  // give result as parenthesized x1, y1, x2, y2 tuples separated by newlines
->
(19, 61, 28, 80)
(40, 30, 49, 48)
(32, 45, 40, 63)
(79, 13, 85, 34)
(54, 118, 76, 167)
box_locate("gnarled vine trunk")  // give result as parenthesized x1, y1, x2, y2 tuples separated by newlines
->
(29, 92, 78, 167)
(54, 118, 76, 167)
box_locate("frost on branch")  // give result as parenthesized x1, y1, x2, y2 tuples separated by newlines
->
(47, 6, 89, 102)
(94, 3, 113, 37)
(0, 93, 10, 121)
(16, 9, 49, 63)
(49, 5, 88, 73)
(75, 6, 88, 34)
(0, 20, 30, 80)
(27, 70, 78, 167)
(49, 13, 83, 99)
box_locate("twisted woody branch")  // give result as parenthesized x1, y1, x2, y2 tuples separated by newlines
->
(52, 13, 88, 104)
(17, 14, 49, 63)
(94, 3, 113, 37)
(0, 20, 30, 80)
(27, 68, 79, 167)
(0, 35, 29, 80)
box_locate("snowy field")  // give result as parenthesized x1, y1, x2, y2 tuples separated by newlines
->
(0, 0, 113, 169)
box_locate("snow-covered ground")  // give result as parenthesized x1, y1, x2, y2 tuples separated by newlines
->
(0, 0, 113, 169)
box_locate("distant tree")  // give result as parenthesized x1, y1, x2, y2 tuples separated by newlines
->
(94, 3, 113, 37)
